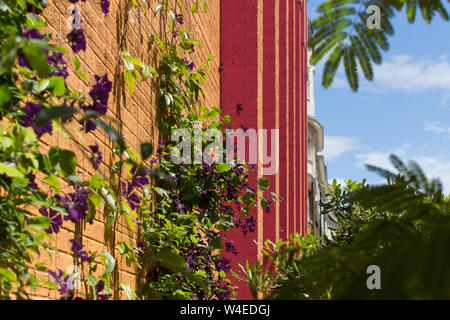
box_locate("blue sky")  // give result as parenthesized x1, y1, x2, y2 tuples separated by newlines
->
(308, 2, 450, 194)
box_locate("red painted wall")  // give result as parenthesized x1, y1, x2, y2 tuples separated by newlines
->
(220, 0, 309, 299)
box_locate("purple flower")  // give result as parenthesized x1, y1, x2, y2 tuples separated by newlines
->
(47, 51, 69, 79)
(21, 102, 53, 138)
(174, 198, 185, 214)
(225, 241, 238, 255)
(172, 30, 180, 38)
(57, 185, 88, 223)
(130, 167, 149, 188)
(69, 0, 86, 3)
(82, 119, 97, 133)
(67, 28, 86, 53)
(95, 280, 105, 292)
(181, 58, 195, 71)
(127, 192, 140, 211)
(169, 173, 178, 185)
(26, 1, 46, 14)
(236, 103, 243, 115)
(88, 74, 112, 114)
(27, 172, 38, 189)
(69, 239, 91, 262)
(136, 241, 148, 257)
(89, 144, 102, 170)
(81, 74, 112, 132)
(175, 14, 184, 24)
(245, 216, 256, 233)
(122, 181, 141, 211)
(101, 0, 110, 15)
(48, 269, 73, 294)
(39, 207, 63, 234)
(216, 257, 231, 273)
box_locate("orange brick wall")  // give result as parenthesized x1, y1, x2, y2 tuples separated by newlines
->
(30, 0, 220, 299)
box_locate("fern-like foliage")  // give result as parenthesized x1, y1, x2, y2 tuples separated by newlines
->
(309, 0, 450, 91)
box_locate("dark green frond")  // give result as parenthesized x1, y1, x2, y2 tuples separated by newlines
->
(389, 154, 409, 176)
(419, 0, 433, 22)
(432, 0, 450, 20)
(354, 23, 382, 64)
(343, 45, 358, 91)
(310, 31, 347, 65)
(317, 0, 361, 13)
(309, 19, 353, 48)
(313, 7, 357, 29)
(322, 45, 344, 88)
(406, 0, 418, 22)
(350, 35, 373, 80)
(365, 164, 396, 182)
(310, 0, 450, 91)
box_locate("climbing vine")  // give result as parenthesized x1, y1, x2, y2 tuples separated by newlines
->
(0, 0, 276, 300)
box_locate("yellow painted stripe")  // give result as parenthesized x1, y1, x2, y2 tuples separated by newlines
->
(293, 0, 297, 235)
(275, 0, 280, 243)
(257, 0, 264, 263)
(285, 0, 289, 238)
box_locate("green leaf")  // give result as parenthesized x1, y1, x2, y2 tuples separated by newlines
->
(124, 70, 135, 97)
(87, 196, 96, 224)
(73, 55, 80, 70)
(44, 280, 58, 290)
(0, 163, 24, 178)
(192, 2, 198, 13)
(122, 51, 135, 71)
(261, 197, 270, 209)
(152, 250, 186, 271)
(0, 84, 12, 106)
(76, 71, 86, 80)
(28, 216, 50, 231)
(140, 142, 153, 160)
(87, 274, 98, 288)
(49, 147, 77, 176)
(101, 252, 115, 276)
(120, 282, 135, 300)
(121, 202, 135, 231)
(90, 173, 105, 189)
(0, 268, 16, 282)
(154, 3, 163, 16)
(37, 79, 49, 92)
(216, 163, 231, 173)
(23, 46, 49, 77)
(257, 177, 270, 192)
(343, 45, 358, 91)
(35, 106, 78, 126)
(44, 174, 60, 190)
(210, 236, 223, 249)
(93, 120, 125, 152)
(48, 76, 66, 96)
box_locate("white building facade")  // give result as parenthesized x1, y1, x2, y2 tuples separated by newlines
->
(306, 43, 337, 240)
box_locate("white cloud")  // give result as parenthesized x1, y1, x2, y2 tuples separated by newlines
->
(326, 54, 450, 93)
(442, 93, 450, 109)
(323, 136, 362, 162)
(424, 121, 450, 135)
(367, 55, 450, 92)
